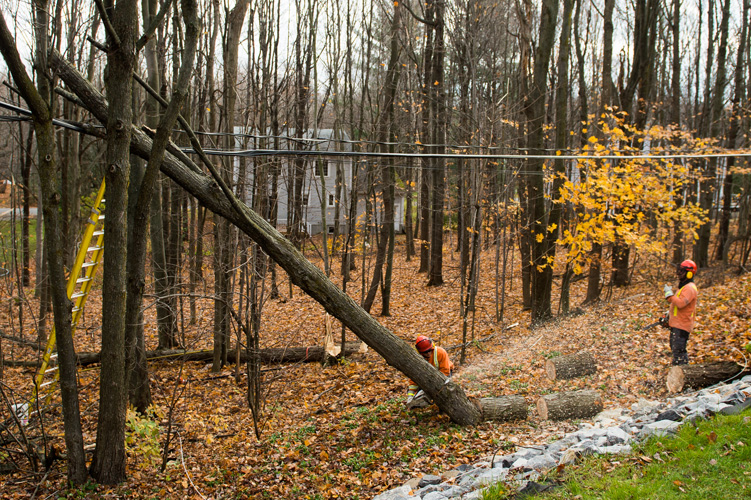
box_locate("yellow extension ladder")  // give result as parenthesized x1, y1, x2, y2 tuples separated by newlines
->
(30, 180, 106, 406)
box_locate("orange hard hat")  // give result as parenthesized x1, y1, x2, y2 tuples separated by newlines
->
(415, 335, 433, 353)
(679, 259, 697, 273)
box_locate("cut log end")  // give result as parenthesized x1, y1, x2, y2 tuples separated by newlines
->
(666, 361, 747, 393)
(666, 366, 686, 393)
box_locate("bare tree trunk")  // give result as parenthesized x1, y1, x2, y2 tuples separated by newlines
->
(212, 0, 249, 372)
(0, 5, 88, 485)
(90, 0, 138, 484)
(523, 0, 559, 323)
(427, 0, 446, 287)
(713, 0, 740, 262)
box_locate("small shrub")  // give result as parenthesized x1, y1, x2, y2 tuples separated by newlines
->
(125, 405, 163, 469)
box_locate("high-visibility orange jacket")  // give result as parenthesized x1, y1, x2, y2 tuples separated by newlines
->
(667, 282, 698, 332)
(407, 346, 454, 394)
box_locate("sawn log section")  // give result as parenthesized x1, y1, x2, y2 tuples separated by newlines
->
(666, 361, 749, 393)
(477, 396, 528, 422)
(545, 351, 597, 380)
(71, 342, 365, 367)
(537, 390, 603, 421)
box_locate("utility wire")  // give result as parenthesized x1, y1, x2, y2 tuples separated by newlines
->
(2, 99, 750, 161)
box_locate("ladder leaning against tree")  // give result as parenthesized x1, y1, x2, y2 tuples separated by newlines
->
(30, 179, 106, 407)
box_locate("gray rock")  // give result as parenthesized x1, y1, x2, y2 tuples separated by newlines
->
(721, 391, 748, 405)
(462, 490, 483, 500)
(475, 467, 508, 485)
(656, 409, 682, 421)
(698, 394, 721, 406)
(525, 454, 558, 471)
(574, 428, 598, 440)
(490, 454, 515, 468)
(544, 440, 569, 455)
(596, 444, 632, 455)
(418, 475, 442, 488)
(631, 398, 662, 415)
(639, 420, 680, 438)
(514, 447, 543, 459)
(441, 484, 471, 497)
(372, 484, 413, 500)
(720, 398, 751, 415)
(458, 472, 479, 487)
(421, 492, 447, 500)
(571, 439, 597, 456)
(414, 484, 442, 497)
(510, 457, 529, 469)
(619, 422, 636, 435)
(606, 426, 632, 445)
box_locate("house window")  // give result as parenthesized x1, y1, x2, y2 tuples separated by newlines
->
(328, 194, 335, 207)
(303, 194, 309, 206)
(316, 160, 329, 178)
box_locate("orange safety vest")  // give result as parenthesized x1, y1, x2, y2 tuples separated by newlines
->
(408, 346, 454, 394)
(667, 282, 698, 333)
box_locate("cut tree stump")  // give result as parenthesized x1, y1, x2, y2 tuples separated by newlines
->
(537, 390, 603, 421)
(477, 396, 528, 422)
(545, 352, 597, 380)
(666, 361, 749, 393)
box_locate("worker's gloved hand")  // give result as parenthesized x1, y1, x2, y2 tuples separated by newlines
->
(663, 284, 674, 298)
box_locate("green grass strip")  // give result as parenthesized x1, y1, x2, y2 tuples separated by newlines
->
(482, 408, 751, 500)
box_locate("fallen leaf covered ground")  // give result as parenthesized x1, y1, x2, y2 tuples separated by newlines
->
(1, 233, 750, 499)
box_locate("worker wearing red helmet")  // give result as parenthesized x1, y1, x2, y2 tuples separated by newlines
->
(406, 336, 454, 405)
(663, 259, 699, 365)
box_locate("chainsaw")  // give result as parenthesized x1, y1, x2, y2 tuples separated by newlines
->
(643, 313, 669, 330)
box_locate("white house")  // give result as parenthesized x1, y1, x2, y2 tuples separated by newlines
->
(234, 128, 406, 236)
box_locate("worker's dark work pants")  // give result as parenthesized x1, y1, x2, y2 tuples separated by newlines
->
(669, 327, 690, 365)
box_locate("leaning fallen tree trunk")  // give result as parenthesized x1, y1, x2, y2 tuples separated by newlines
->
(477, 396, 528, 422)
(73, 343, 364, 366)
(49, 51, 482, 426)
(666, 361, 749, 393)
(545, 352, 597, 380)
(537, 390, 603, 421)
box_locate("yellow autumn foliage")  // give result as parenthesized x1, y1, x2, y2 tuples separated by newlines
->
(556, 117, 709, 275)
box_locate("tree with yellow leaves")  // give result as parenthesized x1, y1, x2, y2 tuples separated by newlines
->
(556, 121, 708, 288)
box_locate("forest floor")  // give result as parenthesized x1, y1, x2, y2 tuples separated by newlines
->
(1, 233, 750, 499)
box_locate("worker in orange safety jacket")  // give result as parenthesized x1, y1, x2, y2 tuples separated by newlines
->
(663, 259, 699, 365)
(405, 336, 454, 408)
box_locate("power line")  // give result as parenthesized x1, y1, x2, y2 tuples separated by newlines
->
(193, 147, 751, 161)
(2, 99, 750, 161)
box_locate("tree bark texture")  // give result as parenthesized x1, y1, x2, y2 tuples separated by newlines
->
(72, 343, 365, 366)
(523, 0, 559, 322)
(0, 7, 88, 485)
(536, 390, 603, 421)
(666, 361, 749, 393)
(545, 352, 597, 380)
(478, 396, 528, 422)
(90, 0, 138, 484)
(50, 51, 482, 426)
